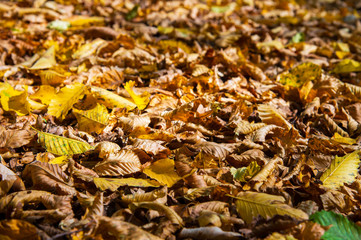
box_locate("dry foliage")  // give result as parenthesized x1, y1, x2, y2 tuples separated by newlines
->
(0, 0, 361, 239)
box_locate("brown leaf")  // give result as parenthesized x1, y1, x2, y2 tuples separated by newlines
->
(0, 126, 35, 148)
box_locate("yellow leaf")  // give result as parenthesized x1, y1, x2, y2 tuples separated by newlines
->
(48, 155, 69, 165)
(0, 83, 30, 116)
(39, 70, 66, 86)
(90, 86, 136, 110)
(234, 191, 308, 224)
(72, 39, 106, 59)
(73, 103, 109, 134)
(28, 99, 47, 112)
(333, 59, 361, 73)
(30, 85, 56, 105)
(278, 62, 322, 87)
(29, 45, 56, 70)
(320, 151, 360, 189)
(143, 158, 181, 187)
(64, 16, 105, 27)
(94, 177, 161, 191)
(48, 83, 86, 120)
(124, 81, 150, 110)
(331, 132, 356, 145)
(34, 128, 93, 155)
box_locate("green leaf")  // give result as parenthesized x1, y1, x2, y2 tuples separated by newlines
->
(34, 128, 93, 155)
(125, 5, 139, 21)
(290, 32, 305, 43)
(230, 161, 261, 182)
(47, 20, 70, 32)
(320, 150, 360, 189)
(310, 210, 361, 240)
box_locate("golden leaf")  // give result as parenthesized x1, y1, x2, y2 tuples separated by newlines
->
(94, 150, 141, 176)
(48, 83, 86, 120)
(0, 83, 30, 116)
(73, 103, 109, 134)
(35, 128, 93, 155)
(64, 16, 105, 28)
(331, 132, 356, 145)
(333, 59, 361, 74)
(90, 86, 136, 110)
(29, 45, 56, 70)
(320, 151, 360, 189)
(30, 85, 56, 105)
(258, 104, 293, 131)
(143, 158, 181, 187)
(278, 62, 321, 88)
(0, 219, 41, 240)
(93, 177, 161, 191)
(230, 161, 261, 182)
(234, 191, 308, 224)
(39, 70, 66, 86)
(124, 81, 150, 110)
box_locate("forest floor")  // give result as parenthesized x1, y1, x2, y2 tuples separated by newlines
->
(1, 0, 361, 239)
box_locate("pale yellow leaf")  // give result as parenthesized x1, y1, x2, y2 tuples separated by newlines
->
(143, 158, 181, 187)
(29, 45, 56, 70)
(72, 39, 106, 59)
(90, 86, 136, 110)
(320, 151, 360, 189)
(93, 177, 161, 191)
(234, 191, 308, 224)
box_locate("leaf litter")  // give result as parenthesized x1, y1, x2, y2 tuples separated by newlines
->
(0, 0, 361, 239)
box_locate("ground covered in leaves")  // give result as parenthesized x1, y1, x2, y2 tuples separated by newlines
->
(1, 0, 361, 239)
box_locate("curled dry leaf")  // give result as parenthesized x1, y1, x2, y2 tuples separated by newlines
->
(94, 150, 141, 176)
(130, 201, 184, 226)
(23, 161, 77, 195)
(0, 163, 25, 197)
(0, 126, 35, 148)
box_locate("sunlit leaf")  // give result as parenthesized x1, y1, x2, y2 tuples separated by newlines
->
(278, 62, 322, 87)
(72, 39, 106, 59)
(234, 191, 308, 224)
(331, 132, 356, 145)
(320, 151, 360, 189)
(333, 59, 361, 73)
(48, 83, 86, 120)
(73, 103, 109, 134)
(93, 177, 161, 191)
(90, 86, 136, 110)
(124, 81, 150, 110)
(39, 70, 67, 86)
(34, 128, 93, 155)
(143, 158, 182, 187)
(29, 45, 56, 70)
(63, 16, 105, 27)
(0, 83, 30, 116)
(30, 85, 56, 105)
(290, 32, 305, 44)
